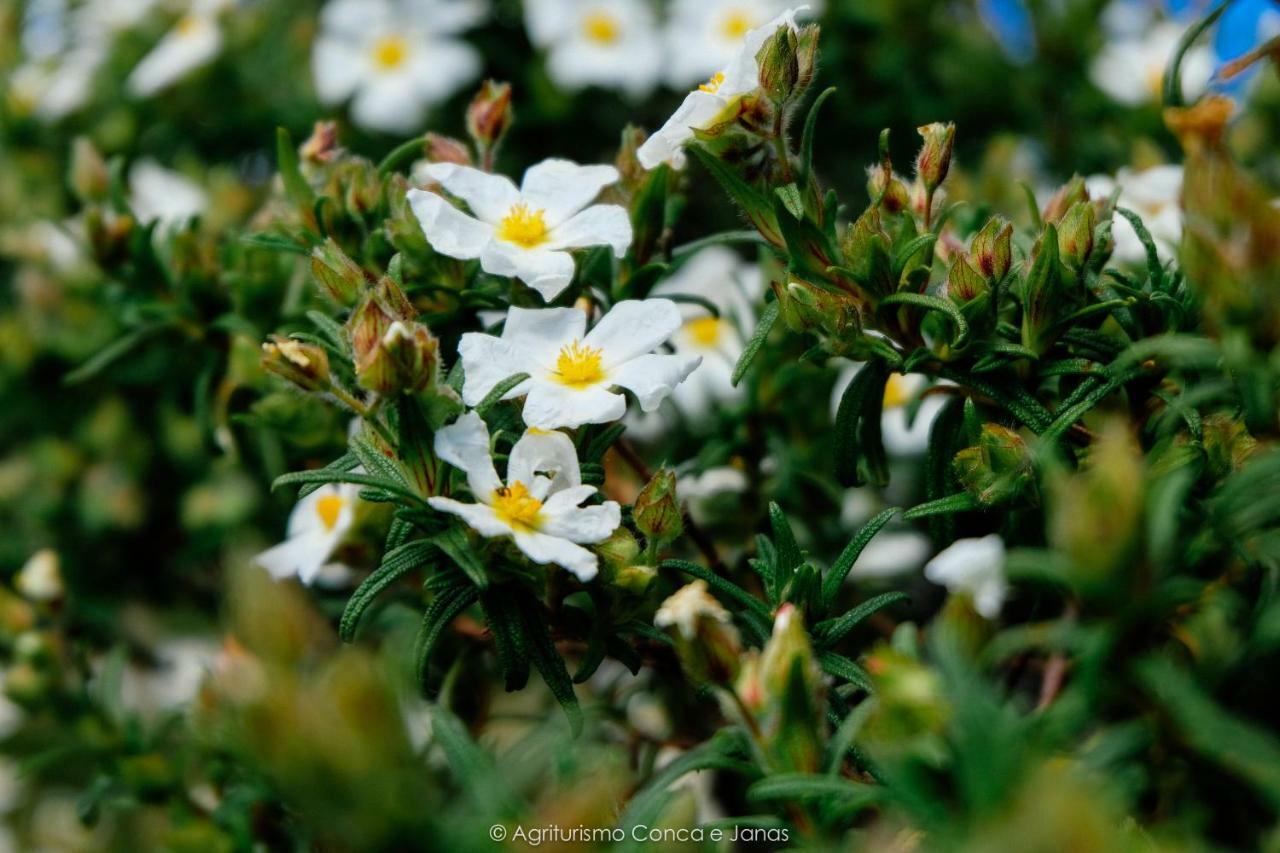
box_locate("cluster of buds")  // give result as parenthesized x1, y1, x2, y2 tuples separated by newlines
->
(953, 423, 1035, 507)
(756, 22, 819, 106)
(346, 276, 442, 397)
(773, 278, 863, 348)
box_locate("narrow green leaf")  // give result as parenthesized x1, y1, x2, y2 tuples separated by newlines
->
(431, 526, 490, 589)
(339, 539, 439, 642)
(878, 292, 970, 350)
(413, 584, 479, 686)
(815, 591, 909, 647)
(799, 86, 837, 184)
(475, 372, 530, 416)
(377, 135, 426, 176)
(833, 359, 890, 487)
(276, 127, 315, 212)
(902, 492, 981, 520)
(64, 325, 165, 385)
(517, 594, 583, 734)
(731, 299, 779, 387)
(660, 559, 773, 621)
(818, 651, 875, 692)
(273, 468, 426, 505)
(821, 507, 900, 609)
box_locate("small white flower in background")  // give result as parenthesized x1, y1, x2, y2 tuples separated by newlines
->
(830, 363, 950, 456)
(1089, 20, 1213, 107)
(1086, 165, 1182, 265)
(457, 300, 700, 429)
(654, 579, 735, 639)
(312, 0, 484, 134)
(10, 45, 106, 123)
(117, 635, 221, 715)
(662, 0, 817, 88)
(428, 412, 621, 581)
(127, 0, 234, 98)
(924, 534, 1008, 619)
(677, 466, 749, 523)
(129, 160, 209, 230)
(16, 549, 65, 603)
(637, 7, 805, 169)
(524, 0, 663, 97)
(409, 160, 632, 301)
(846, 530, 932, 580)
(254, 483, 361, 585)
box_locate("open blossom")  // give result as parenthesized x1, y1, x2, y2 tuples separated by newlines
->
(924, 534, 1008, 619)
(428, 412, 620, 581)
(637, 7, 802, 169)
(312, 0, 484, 134)
(129, 160, 209, 229)
(408, 160, 632, 301)
(830, 363, 950, 456)
(254, 483, 361, 585)
(663, 0, 816, 87)
(1086, 165, 1182, 265)
(1089, 20, 1213, 107)
(127, 0, 234, 97)
(457, 300, 700, 429)
(524, 0, 663, 96)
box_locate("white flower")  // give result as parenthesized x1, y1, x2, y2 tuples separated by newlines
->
(126, 0, 233, 97)
(312, 0, 484, 134)
(409, 160, 632, 301)
(457, 300, 701, 429)
(129, 160, 209, 229)
(10, 44, 105, 122)
(830, 363, 950, 456)
(648, 246, 764, 421)
(1086, 164, 1182, 265)
(637, 7, 803, 169)
(924, 534, 1008, 619)
(524, 0, 663, 97)
(662, 0, 817, 88)
(254, 483, 361, 584)
(1089, 21, 1213, 107)
(117, 635, 220, 714)
(15, 549, 64, 602)
(846, 531, 932, 580)
(677, 466, 749, 523)
(654, 579, 735, 639)
(428, 412, 621, 581)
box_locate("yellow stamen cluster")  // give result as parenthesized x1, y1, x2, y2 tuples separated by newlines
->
(497, 202, 550, 248)
(581, 10, 622, 44)
(492, 482, 543, 530)
(554, 341, 606, 387)
(685, 316, 724, 347)
(699, 71, 726, 94)
(315, 494, 344, 531)
(371, 35, 409, 70)
(719, 9, 754, 40)
(882, 374, 910, 409)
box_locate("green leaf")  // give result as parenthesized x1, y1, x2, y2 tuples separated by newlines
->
(821, 507, 900, 609)
(878, 292, 969, 350)
(340, 539, 440, 642)
(431, 705, 522, 818)
(296, 452, 358, 499)
(660, 559, 773, 622)
(479, 587, 530, 690)
(276, 127, 316, 214)
(350, 434, 412, 491)
(688, 145, 781, 246)
(516, 594, 582, 733)
(584, 422, 627, 463)
(618, 731, 757, 835)
(814, 591, 909, 648)
(818, 651, 875, 693)
(273, 468, 427, 505)
(747, 773, 881, 810)
(431, 526, 490, 590)
(413, 584, 479, 687)
(902, 492, 981, 520)
(799, 86, 837, 185)
(731, 298, 779, 387)
(775, 183, 805, 219)
(768, 502, 804, 603)
(64, 324, 166, 385)
(833, 359, 890, 487)
(377, 135, 426, 176)
(474, 372, 530, 416)
(670, 230, 769, 260)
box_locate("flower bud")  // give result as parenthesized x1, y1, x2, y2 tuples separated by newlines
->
(261, 336, 331, 391)
(16, 549, 64, 604)
(971, 216, 1013, 281)
(1041, 175, 1088, 225)
(953, 423, 1034, 506)
(655, 580, 742, 685)
(915, 122, 955, 194)
(596, 527, 640, 572)
(466, 81, 513, 153)
(300, 120, 340, 165)
(1057, 200, 1096, 271)
(755, 605, 824, 772)
(355, 319, 441, 396)
(339, 159, 383, 219)
(946, 254, 987, 304)
(423, 133, 472, 166)
(794, 24, 820, 93)
(866, 166, 910, 215)
(633, 468, 683, 546)
(757, 24, 800, 103)
(70, 137, 109, 202)
(615, 564, 657, 595)
(347, 276, 415, 365)
(310, 238, 366, 305)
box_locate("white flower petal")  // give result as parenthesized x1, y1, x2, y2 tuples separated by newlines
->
(456, 332, 536, 407)
(254, 530, 340, 585)
(501, 306, 587, 366)
(427, 496, 514, 537)
(609, 353, 702, 412)
(924, 534, 1007, 618)
(512, 530, 599, 581)
(520, 159, 621, 227)
(540, 499, 622, 544)
(127, 15, 222, 97)
(507, 429, 582, 495)
(418, 163, 521, 223)
(351, 73, 426, 134)
(479, 241, 576, 301)
(433, 411, 502, 497)
(546, 204, 633, 257)
(407, 39, 480, 103)
(311, 35, 363, 104)
(522, 380, 627, 429)
(407, 188, 495, 260)
(582, 298, 684, 366)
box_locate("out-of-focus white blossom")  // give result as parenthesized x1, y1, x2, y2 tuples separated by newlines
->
(525, 0, 663, 96)
(1087, 164, 1182, 265)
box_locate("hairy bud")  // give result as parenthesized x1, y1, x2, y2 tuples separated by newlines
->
(971, 216, 1013, 281)
(310, 238, 366, 305)
(466, 81, 513, 153)
(300, 121, 340, 165)
(953, 423, 1034, 506)
(1057, 200, 1096, 271)
(633, 468, 683, 546)
(423, 133, 472, 166)
(757, 25, 800, 103)
(261, 337, 331, 391)
(946, 254, 988, 304)
(915, 122, 955, 194)
(1041, 175, 1088, 225)
(70, 137, 109, 202)
(355, 319, 441, 396)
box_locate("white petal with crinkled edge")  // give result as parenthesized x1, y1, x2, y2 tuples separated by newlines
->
(418, 163, 521, 223)
(254, 527, 342, 585)
(609, 353, 702, 411)
(407, 188, 495, 260)
(583, 299, 683, 366)
(520, 160, 620, 226)
(546, 205, 632, 257)
(127, 15, 222, 97)
(456, 333, 535, 406)
(432, 412, 501, 497)
(479, 241, 576, 301)
(512, 530, 599, 581)
(501, 306, 586, 367)
(636, 89, 727, 169)
(311, 36, 363, 103)
(924, 534, 1007, 619)
(427, 496, 516, 538)
(507, 430, 582, 496)
(522, 381, 627, 429)
(540, 499, 622, 543)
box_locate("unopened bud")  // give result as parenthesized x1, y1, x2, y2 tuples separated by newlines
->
(1041, 175, 1088, 225)
(596, 527, 640, 572)
(794, 24, 820, 92)
(261, 336, 331, 391)
(355, 319, 441, 395)
(16, 549, 64, 604)
(466, 81, 513, 153)
(633, 468, 683, 546)
(915, 122, 955, 193)
(1057, 200, 1096, 271)
(70, 137, 109, 202)
(339, 160, 382, 218)
(946, 254, 987, 304)
(953, 423, 1034, 506)
(971, 216, 1013, 281)
(866, 166, 910, 214)
(423, 133, 472, 166)
(300, 120, 340, 165)
(347, 276, 415, 364)
(310, 238, 366, 305)
(655, 580, 741, 684)
(757, 24, 800, 103)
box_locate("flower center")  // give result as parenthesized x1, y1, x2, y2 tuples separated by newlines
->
(176, 15, 201, 36)
(699, 71, 726, 94)
(883, 374, 910, 409)
(685, 316, 724, 347)
(315, 494, 344, 531)
(492, 481, 543, 530)
(719, 9, 754, 40)
(371, 35, 409, 70)
(497, 202, 550, 248)
(554, 340, 606, 387)
(581, 10, 622, 44)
